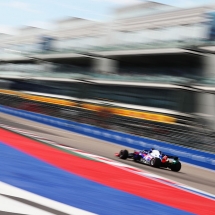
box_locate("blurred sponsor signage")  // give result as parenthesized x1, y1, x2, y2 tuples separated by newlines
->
(0, 89, 176, 124)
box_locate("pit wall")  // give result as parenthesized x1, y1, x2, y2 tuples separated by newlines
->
(0, 105, 214, 171)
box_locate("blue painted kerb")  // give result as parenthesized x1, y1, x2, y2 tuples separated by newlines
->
(0, 105, 214, 171)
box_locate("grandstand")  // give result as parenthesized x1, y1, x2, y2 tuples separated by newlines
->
(1, 1, 215, 138)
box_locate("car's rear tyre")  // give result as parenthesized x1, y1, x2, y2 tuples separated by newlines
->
(150, 158, 161, 168)
(119, 150, 128, 159)
(171, 162, 181, 172)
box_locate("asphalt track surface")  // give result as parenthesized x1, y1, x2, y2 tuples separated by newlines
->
(0, 112, 215, 195)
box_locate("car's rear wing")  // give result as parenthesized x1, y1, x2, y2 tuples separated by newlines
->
(164, 154, 179, 160)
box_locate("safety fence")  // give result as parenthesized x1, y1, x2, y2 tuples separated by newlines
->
(0, 89, 215, 154)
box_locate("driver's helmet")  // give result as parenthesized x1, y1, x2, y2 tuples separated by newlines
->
(142, 150, 148, 154)
(149, 148, 154, 153)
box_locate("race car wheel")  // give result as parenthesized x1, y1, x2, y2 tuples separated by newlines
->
(150, 158, 161, 168)
(171, 162, 181, 172)
(119, 150, 128, 159)
(140, 157, 144, 163)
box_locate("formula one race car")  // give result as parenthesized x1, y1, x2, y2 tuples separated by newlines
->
(115, 148, 181, 172)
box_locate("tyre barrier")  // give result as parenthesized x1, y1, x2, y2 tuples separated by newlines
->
(0, 105, 214, 171)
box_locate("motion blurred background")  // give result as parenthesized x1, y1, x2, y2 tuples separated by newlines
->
(1, 0, 215, 153)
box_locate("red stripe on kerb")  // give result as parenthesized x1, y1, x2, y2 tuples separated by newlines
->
(0, 128, 214, 215)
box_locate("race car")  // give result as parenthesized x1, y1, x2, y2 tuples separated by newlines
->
(115, 148, 181, 172)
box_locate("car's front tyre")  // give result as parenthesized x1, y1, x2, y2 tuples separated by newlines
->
(119, 149, 129, 159)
